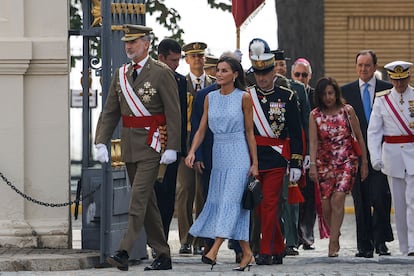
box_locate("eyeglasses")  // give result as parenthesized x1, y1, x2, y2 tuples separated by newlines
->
(293, 72, 309, 78)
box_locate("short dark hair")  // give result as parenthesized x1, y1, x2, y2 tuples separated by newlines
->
(157, 38, 181, 57)
(314, 77, 345, 109)
(355, 50, 377, 65)
(216, 56, 246, 90)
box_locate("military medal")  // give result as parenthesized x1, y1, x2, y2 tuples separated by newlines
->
(261, 96, 267, 104)
(409, 100, 414, 117)
(409, 122, 414, 128)
(400, 93, 405, 105)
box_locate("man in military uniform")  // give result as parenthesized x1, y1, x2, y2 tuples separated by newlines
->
(95, 24, 181, 271)
(247, 45, 303, 265)
(291, 57, 317, 251)
(247, 39, 290, 258)
(176, 42, 215, 255)
(368, 60, 414, 256)
(203, 54, 219, 78)
(273, 49, 310, 256)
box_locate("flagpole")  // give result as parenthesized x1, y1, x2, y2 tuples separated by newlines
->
(236, 27, 240, 49)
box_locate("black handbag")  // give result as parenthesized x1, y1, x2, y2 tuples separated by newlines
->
(242, 176, 263, 210)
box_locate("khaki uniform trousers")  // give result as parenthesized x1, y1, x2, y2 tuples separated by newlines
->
(176, 134, 205, 247)
(119, 159, 170, 258)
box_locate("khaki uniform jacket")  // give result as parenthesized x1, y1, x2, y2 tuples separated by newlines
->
(186, 74, 215, 96)
(95, 57, 181, 162)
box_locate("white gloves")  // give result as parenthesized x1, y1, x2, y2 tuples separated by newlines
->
(289, 168, 302, 182)
(160, 149, 177, 165)
(303, 155, 310, 170)
(372, 159, 384, 171)
(96, 143, 109, 163)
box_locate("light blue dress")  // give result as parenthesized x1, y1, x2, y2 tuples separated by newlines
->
(189, 88, 251, 241)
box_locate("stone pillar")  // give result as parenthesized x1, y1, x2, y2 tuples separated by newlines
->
(0, 0, 70, 248)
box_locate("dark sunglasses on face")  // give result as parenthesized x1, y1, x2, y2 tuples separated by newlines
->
(293, 72, 309, 78)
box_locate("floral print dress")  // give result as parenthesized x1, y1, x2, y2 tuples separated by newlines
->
(311, 105, 358, 198)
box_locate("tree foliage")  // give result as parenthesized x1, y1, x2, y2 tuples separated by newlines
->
(276, 0, 324, 87)
(69, 0, 231, 61)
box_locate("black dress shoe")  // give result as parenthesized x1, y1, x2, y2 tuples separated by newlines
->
(303, 244, 315, 250)
(106, 250, 129, 271)
(408, 252, 414, 256)
(285, 246, 299, 256)
(271, 254, 283, 264)
(144, 256, 172, 271)
(355, 250, 374, 258)
(179, 244, 192, 254)
(193, 246, 204, 255)
(255, 254, 272, 265)
(375, 243, 391, 256)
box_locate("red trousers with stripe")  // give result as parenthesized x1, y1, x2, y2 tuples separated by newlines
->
(256, 167, 286, 255)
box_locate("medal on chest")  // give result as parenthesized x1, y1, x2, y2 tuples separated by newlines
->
(409, 100, 414, 118)
(268, 100, 286, 121)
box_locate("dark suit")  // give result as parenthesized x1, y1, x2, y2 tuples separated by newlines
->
(154, 72, 187, 240)
(298, 85, 317, 248)
(190, 83, 215, 198)
(176, 74, 215, 249)
(341, 78, 394, 254)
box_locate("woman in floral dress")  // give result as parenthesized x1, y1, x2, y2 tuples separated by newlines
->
(309, 77, 368, 257)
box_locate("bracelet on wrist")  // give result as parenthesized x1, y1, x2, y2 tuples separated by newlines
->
(309, 161, 316, 165)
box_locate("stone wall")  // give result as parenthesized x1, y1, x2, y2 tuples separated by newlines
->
(325, 0, 414, 85)
(0, 0, 70, 248)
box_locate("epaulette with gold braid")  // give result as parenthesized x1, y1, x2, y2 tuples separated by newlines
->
(375, 89, 391, 97)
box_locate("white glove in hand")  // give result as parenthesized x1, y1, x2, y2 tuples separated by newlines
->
(372, 159, 384, 171)
(303, 155, 310, 170)
(160, 149, 177, 165)
(96, 143, 109, 163)
(289, 168, 302, 182)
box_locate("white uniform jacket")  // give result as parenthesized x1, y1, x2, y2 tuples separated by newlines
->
(367, 85, 414, 178)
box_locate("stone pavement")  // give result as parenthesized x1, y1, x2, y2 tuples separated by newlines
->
(1, 196, 414, 275)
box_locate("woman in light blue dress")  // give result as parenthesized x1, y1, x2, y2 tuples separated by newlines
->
(185, 56, 258, 271)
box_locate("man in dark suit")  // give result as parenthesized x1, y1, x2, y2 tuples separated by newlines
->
(341, 49, 394, 258)
(154, 38, 187, 242)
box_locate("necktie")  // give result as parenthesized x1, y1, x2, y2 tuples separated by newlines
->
(132, 63, 141, 81)
(362, 83, 371, 122)
(194, 78, 201, 92)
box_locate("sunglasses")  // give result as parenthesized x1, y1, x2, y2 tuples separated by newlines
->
(293, 72, 309, 78)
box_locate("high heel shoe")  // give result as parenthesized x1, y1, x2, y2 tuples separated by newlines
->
(201, 255, 216, 270)
(328, 240, 340, 257)
(233, 256, 255, 271)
